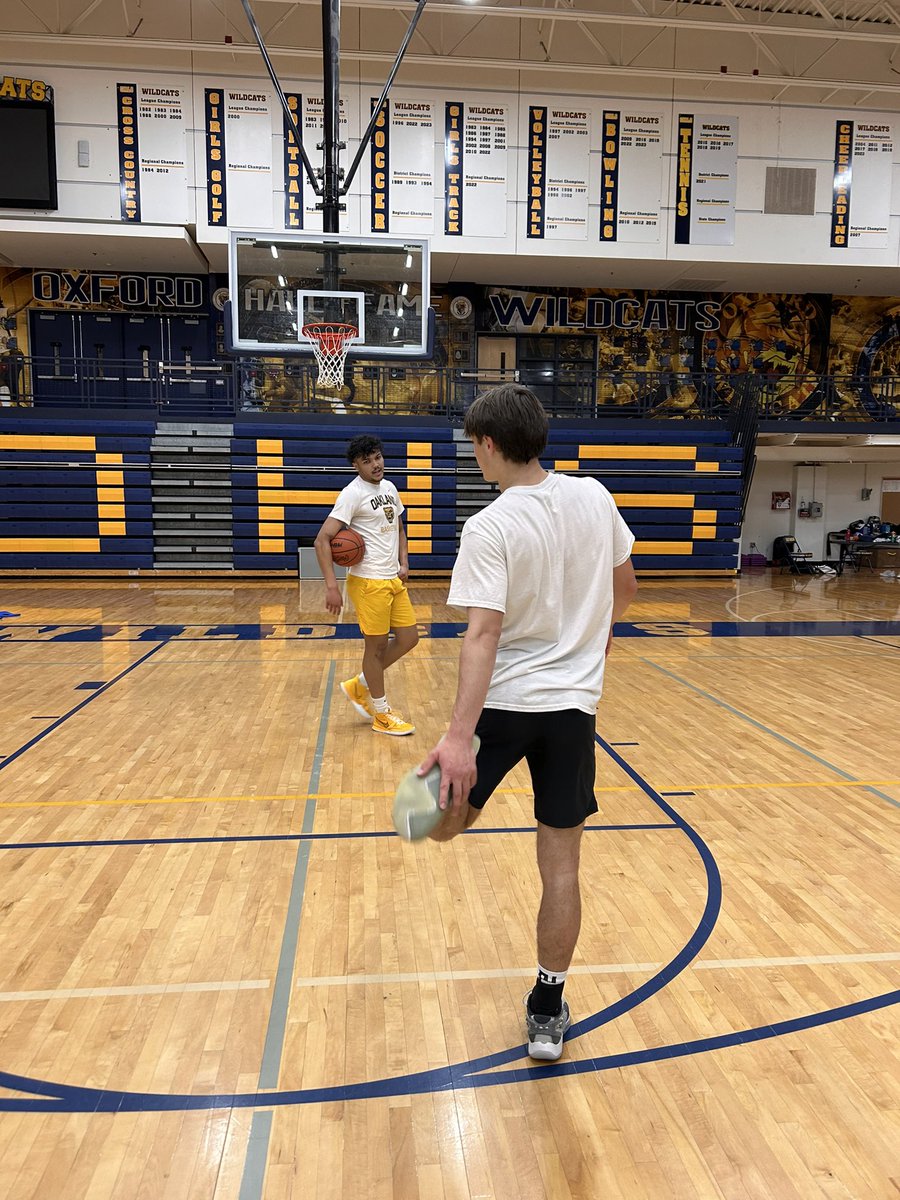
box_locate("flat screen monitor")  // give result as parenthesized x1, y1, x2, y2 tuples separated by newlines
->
(0, 99, 58, 210)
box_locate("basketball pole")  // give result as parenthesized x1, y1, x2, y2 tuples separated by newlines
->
(240, 0, 430, 244)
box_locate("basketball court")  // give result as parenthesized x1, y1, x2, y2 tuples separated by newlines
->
(2, 0, 900, 1193)
(0, 572, 897, 1198)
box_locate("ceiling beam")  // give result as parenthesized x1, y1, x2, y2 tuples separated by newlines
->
(8, 30, 900, 93)
(244, 0, 900, 43)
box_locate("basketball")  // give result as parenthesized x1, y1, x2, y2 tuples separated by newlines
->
(330, 528, 365, 566)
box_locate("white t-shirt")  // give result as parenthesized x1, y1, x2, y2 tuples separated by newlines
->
(448, 472, 635, 713)
(329, 475, 405, 579)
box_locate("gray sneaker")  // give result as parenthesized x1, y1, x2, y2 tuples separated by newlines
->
(524, 994, 572, 1061)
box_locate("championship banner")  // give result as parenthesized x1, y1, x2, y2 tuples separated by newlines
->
(204, 88, 227, 227)
(614, 112, 664, 243)
(527, 107, 547, 238)
(542, 105, 589, 240)
(302, 96, 349, 230)
(116, 84, 140, 222)
(117, 82, 188, 224)
(674, 114, 738, 246)
(371, 99, 390, 232)
(369, 98, 434, 235)
(224, 88, 273, 227)
(444, 101, 508, 237)
(839, 120, 893, 249)
(284, 93, 303, 229)
(830, 121, 852, 247)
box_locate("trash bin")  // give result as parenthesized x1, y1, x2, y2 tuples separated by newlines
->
(297, 540, 346, 581)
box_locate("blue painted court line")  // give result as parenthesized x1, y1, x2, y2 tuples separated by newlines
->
(0, 736, 723, 1111)
(0, 612, 19, 619)
(74, 681, 105, 690)
(0, 986, 896, 1113)
(609, 741, 640, 746)
(0, 823, 678, 853)
(0, 643, 166, 774)
(643, 659, 900, 811)
(7, 618, 900, 643)
(0, 728, 894, 1113)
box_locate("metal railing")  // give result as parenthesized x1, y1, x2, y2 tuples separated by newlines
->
(3, 354, 900, 423)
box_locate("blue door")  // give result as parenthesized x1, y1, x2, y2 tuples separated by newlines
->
(122, 315, 164, 404)
(79, 314, 125, 406)
(162, 316, 227, 411)
(28, 310, 79, 404)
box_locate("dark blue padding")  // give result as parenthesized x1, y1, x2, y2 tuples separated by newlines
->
(0, 554, 152, 568)
(0, 521, 154, 537)
(0, 488, 154, 503)
(632, 555, 738, 569)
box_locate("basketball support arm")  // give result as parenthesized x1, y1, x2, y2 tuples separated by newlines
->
(240, 0, 429, 234)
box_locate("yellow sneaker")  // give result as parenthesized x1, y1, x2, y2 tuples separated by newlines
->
(371, 707, 415, 736)
(340, 675, 373, 719)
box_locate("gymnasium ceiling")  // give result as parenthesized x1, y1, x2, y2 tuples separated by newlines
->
(5, 0, 900, 104)
(4, 0, 900, 293)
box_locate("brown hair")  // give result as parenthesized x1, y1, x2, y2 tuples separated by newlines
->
(462, 384, 548, 464)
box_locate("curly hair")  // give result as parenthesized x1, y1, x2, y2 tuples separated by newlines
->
(346, 434, 384, 465)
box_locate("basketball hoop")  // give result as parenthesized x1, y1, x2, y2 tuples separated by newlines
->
(302, 322, 358, 389)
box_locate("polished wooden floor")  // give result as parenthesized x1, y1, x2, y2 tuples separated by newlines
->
(0, 571, 898, 1199)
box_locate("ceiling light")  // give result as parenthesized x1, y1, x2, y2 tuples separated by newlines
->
(270, 245, 279, 258)
(278, 275, 286, 287)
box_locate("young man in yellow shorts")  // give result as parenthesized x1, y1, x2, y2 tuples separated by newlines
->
(314, 434, 418, 735)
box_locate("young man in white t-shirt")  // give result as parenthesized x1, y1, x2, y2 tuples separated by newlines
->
(418, 384, 638, 1060)
(314, 435, 418, 736)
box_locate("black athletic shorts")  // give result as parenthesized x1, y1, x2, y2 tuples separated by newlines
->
(468, 707, 598, 829)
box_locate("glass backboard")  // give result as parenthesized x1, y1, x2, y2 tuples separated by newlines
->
(227, 230, 432, 359)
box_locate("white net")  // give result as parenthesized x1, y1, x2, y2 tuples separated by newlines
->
(303, 323, 358, 389)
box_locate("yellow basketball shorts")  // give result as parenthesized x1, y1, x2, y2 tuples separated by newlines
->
(346, 575, 417, 637)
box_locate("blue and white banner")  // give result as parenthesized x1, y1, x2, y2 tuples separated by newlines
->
(283, 93, 302, 229)
(224, 88, 273, 227)
(445, 101, 507, 237)
(615, 112, 663, 243)
(116, 84, 140, 222)
(370, 98, 434, 235)
(675, 113, 738, 246)
(204, 88, 227, 227)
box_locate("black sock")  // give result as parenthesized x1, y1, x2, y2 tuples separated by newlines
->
(528, 965, 567, 1017)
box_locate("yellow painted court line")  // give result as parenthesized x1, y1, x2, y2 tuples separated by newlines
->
(1, 779, 898, 811)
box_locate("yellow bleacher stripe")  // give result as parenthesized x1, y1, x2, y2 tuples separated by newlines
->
(692, 526, 717, 539)
(407, 524, 432, 538)
(695, 462, 720, 473)
(403, 507, 432, 521)
(634, 541, 693, 555)
(400, 491, 432, 505)
(98, 505, 126, 519)
(408, 540, 432, 554)
(258, 506, 285, 520)
(554, 460, 580, 470)
(406, 442, 432, 456)
(257, 456, 283, 468)
(259, 539, 286, 553)
(406, 477, 431, 490)
(97, 488, 125, 503)
(259, 523, 285, 536)
(406, 458, 432, 470)
(96, 470, 124, 486)
(269, 489, 340, 505)
(99, 522, 127, 537)
(257, 474, 285, 489)
(0, 538, 101, 552)
(693, 509, 718, 522)
(579, 445, 697, 460)
(256, 440, 284, 454)
(95, 453, 124, 464)
(613, 494, 694, 508)
(0, 435, 96, 451)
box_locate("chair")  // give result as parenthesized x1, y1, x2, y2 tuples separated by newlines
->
(843, 543, 876, 573)
(772, 536, 826, 575)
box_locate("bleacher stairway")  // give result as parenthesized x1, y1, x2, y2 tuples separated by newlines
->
(150, 423, 234, 569)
